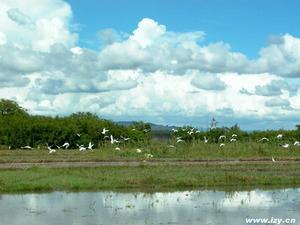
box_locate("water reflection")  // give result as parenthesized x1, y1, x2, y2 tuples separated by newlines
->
(0, 189, 299, 225)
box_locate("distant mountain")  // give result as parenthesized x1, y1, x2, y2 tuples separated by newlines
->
(116, 121, 178, 131)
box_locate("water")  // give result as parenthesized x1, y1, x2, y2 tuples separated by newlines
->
(0, 189, 299, 225)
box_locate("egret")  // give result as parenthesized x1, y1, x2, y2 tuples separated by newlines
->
(195, 130, 201, 133)
(220, 143, 225, 147)
(272, 157, 276, 163)
(115, 147, 121, 151)
(61, 142, 70, 149)
(187, 131, 194, 135)
(21, 146, 33, 150)
(281, 143, 289, 148)
(76, 133, 81, 137)
(167, 145, 175, 148)
(101, 128, 109, 135)
(230, 138, 237, 142)
(176, 139, 184, 143)
(204, 136, 208, 143)
(88, 142, 94, 150)
(258, 137, 270, 142)
(79, 146, 86, 151)
(176, 137, 182, 140)
(110, 135, 120, 144)
(49, 149, 56, 154)
(136, 148, 142, 153)
(293, 141, 300, 146)
(277, 134, 283, 139)
(172, 128, 178, 132)
(218, 135, 226, 140)
(145, 153, 153, 159)
(232, 134, 237, 138)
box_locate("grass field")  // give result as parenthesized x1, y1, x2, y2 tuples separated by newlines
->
(1, 141, 300, 163)
(0, 163, 299, 193)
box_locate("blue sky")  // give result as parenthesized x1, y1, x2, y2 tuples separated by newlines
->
(1, 0, 300, 130)
(66, 0, 300, 58)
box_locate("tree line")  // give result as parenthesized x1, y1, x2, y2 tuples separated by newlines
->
(0, 99, 151, 149)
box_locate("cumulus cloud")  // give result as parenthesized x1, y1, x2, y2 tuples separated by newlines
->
(1, 1, 300, 129)
(265, 98, 291, 108)
(254, 79, 298, 96)
(191, 72, 226, 91)
(7, 8, 34, 27)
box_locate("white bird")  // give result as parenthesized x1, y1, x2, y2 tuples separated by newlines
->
(218, 135, 226, 140)
(258, 137, 270, 142)
(232, 134, 237, 138)
(76, 133, 81, 137)
(187, 131, 194, 135)
(176, 139, 185, 143)
(220, 143, 225, 147)
(230, 138, 237, 142)
(110, 135, 115, 144)
(281, 143, 289, 148)
(101, 128, 109, 135)
(143, 129, 149, 133)
(121, 136, 130, 141)
(272, 157, 276, 163)
(79, 146, 86, 151)
(204, 136, 208, 143)
(21, 146, 33, 150)
(145, 153, 153, 159)
(195, 130, 201, 133)
(49, 149, 56, 154)
(136, 148, 142, 153)
(103, 135, 110, 140)
(88, 142, 94, 150)
(115, 147, 121, 151)
(277, 134, 283, 139)
(172, 128, 178, 133)
(293, 141, 300, 146)
(176, 137, 182, 140)
(61, 142, 70, 149)
(167, 145, 176, 148)
(131, 128, 136, 131)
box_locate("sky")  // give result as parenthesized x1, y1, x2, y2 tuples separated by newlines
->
(0, 0, 300, 130)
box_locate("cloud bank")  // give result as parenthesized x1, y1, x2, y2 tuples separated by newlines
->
(1, 0, 300, 129)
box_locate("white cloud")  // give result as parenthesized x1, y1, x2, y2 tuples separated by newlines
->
(1, 2, 300, 129)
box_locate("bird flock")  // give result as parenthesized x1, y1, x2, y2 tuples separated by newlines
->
(17, 126, 300, 157)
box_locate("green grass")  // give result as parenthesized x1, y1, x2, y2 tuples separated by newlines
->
(0, 163, 300, 193)
(0, 141, 300, 163)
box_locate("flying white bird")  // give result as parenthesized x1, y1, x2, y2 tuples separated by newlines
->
(204, 136, 208, 143)
(76, 133, 81, 137)
(220, 143, 225, 147)
(281, 143, 289, 148)
(218, 135, 226, 140)
(115, 147, 121, 151)
(272, 157, 276, 163)
(176, 139, 185, 143)
(49, 149, 56, 154)
(277, 134, 283, 139)
(172, 128, 178, 133)
(21, 146, 33, 150)
(187, 131, 194, 135)
(136, 148, 142, 153)
(61, 142, 70, 149)
(230, 138, 237, 142)
(232, 134, 238, 138)
(195, 130, 201, 133)
(176, 137, 182, 140)
(110, 135, 120, 144)
(167, 145, 176, 148)
(258, 137, 270, 142)
(101, 128, 109, 135)
(145, 153, 153, 159)
(293, 141, 300, 146)
(88, 142, 94, 150)
(79, 146, 86, 151)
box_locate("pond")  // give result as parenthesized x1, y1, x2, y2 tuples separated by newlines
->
(0, 188, 299, 225)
